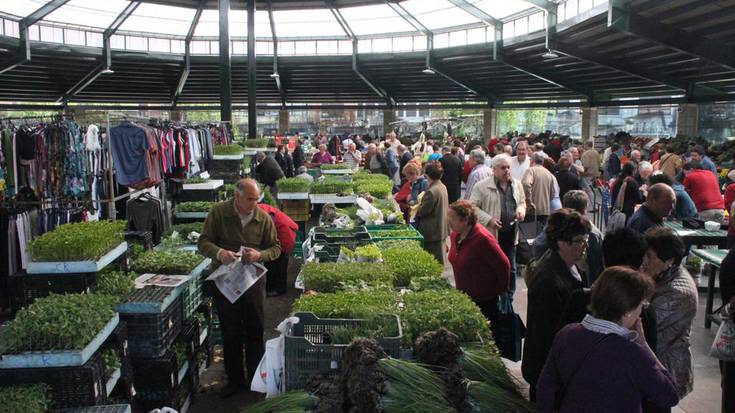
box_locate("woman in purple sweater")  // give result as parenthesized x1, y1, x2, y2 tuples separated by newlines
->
(537, 266, 679, 412)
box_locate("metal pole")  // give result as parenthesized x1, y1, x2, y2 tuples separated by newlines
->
(106, 112, 116, 220)
(219, 0, 233, 126)
(247, 0, 257, 139)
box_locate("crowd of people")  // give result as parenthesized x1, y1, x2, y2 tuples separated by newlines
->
(241, 129, 734, 411)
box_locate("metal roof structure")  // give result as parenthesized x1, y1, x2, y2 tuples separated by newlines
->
(0, 0, 733, 110)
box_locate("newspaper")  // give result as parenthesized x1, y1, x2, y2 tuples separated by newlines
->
(135, 273, 191, 288)
(206, 247, 268, 303)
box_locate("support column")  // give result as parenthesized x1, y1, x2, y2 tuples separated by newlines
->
(219, 0, 232, 126)
(278, 110, 289, 134)
(170, 110, 185, 122)
(581, 107, 598, 142)
(383, 109, 395, 136)
(247, 0, 257, 139)
(677, 103, 699, 137)
(483, 109, 497, 143)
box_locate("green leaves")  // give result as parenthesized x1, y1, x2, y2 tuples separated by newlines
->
(242, 138, 269, 148)
(354, 181, 393, 198)
(184, 176, 208, 184)
(131, 250, 204, 275)
(276, 177, 311, 193)
(29, 220, 125, 262)
(213, 144, 244, 155)
(164, 222, 203, 238)
(302, 262, 395, 292)
(176, 201, 215, 212)
(0, 385, 49, 413)
(320, 163, 353, 170)
(292, 289, 398, 319)
(379, 241, 443, 287)
(96, 269, 136, 300)
(0, 293, 117, 352)
(310, 177, 354, 194)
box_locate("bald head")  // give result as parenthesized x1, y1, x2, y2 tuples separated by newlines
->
(647, 183, 676, 219)
(234, 178, 260, 215)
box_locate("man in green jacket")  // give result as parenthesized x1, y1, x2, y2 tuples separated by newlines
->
(198, 178, 281, 398)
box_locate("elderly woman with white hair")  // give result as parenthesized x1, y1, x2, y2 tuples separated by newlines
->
(637, 160, 654, 188)
(463, 149, 491, 200)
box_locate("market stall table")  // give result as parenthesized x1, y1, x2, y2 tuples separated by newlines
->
(690, 248, 728, 329)
(663, 220, 727, 248)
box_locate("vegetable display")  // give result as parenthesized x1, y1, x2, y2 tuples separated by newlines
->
(29, 220, 125, 262)
(369, 225, 420, 238)
(176, 201, 215, 212)
(401, 289, 492, 343)
(184, 176, 208, 184)
(310, 177, 354, 194)
(0, 293, 116, 352)
(320, 163, 352, 170)
(242, 138, 269, 148)
(379, 240, 443, 286)
(409, 276, 450, 291)
(96, 269, 136, 299)
(354, 180, 393, 198)
(213, 144, 244, 155)
(276, 177, 311, 193)
(301, 262, 395, 292)
(0, 385, 49, 413)
(353, 171, 391, 182)
(164, 222, 204, 238)
(292, 289, 397, 319)
(131, 250, 204, 275)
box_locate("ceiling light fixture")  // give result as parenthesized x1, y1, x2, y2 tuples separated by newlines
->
(542, 49, 559, 59)
(422, 67, 435, 75)
(101, 67, 114, 74)
(270, 72, 280, 78)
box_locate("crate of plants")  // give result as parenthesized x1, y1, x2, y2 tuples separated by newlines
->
(276, 177, 311, 199)
(309, 177, 355, 204)
(353, 179, 393, 199)
(174, 201, 215, 219)
(27, 221, 128, 274)
(366, 224, 424, 245)
(181, 271, 204, 321)
(242, 138, 270, 154)
(130, 343, 190, 404)
(8, 271, 98, 313)
(284, 312, 402, 390)
(376, 240, 442, 287)
(320, 162, 355, 174)
(182, 176, 224, 191)
(119, 294, 183, 359)
(301, 262, 395, 292)
(212, 144, 244, 160)
(0, 293, 119, 369)
(311, 225, 370, 243)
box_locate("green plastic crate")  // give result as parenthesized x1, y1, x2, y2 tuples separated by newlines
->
(365, 224, 424, 246)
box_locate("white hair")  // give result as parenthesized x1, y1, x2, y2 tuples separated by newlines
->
(532, 151, 547, 165)
(470, 149, 486, 163)
(639, 161, 653, 172)
(492, 154, 511, 168)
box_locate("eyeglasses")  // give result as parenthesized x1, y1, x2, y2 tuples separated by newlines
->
(569, 235, 590, 245)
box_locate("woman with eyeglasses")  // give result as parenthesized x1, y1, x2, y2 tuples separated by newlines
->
(522, 208, 591, 401)
(641, 227, 698, 401)
(536, 266, 679, 412)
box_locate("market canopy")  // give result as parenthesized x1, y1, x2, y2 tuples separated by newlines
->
(0, 0, 733, 108)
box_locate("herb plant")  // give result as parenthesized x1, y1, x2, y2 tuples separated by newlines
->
(302, 262, 395, 292)
(131, 250, 204, 274)
(0, 293, 117, 352)
(353, 171, 391, 182)
(292, 289, 397, 318)
(353, 244, 382, 261)
(242, 138, 269, 148)
(369, 225, 420, 238)
(409, 276, 450, 291)
(184, 176, 208, 184)
(164, 222, 204, 238)
(276, 177, 311, 193)
(0, 385, 49, 413)
(380, 241, 443, 286)
(176, 201, 215, 212)
(213, 144, 244, 155)
(262, 186, 277, 207)
(310, 177, 354, 194)
(102, 348, 121, 379)
(329, 315, 400, 344)
(29, 220, 125, 262)
(320, 163, 352, 170)
(378, 358, 455, 413)
(96, 269, 136, 299)
(354, 181, 393, 198)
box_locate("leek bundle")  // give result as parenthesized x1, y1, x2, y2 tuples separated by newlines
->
(378, 358, 455, 413)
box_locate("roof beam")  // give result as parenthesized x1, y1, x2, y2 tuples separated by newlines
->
(501, 54, 593, 101)
(522, 0, 555, 12)
(384, 1, 430, 35)
(445, 0, 502, 60)
(329, 3, 395, 106)
(268, 1, 287, 108)
(608, 0, 735, 71)
(57, 2, 140, 103)
(173, 0, 206, 106)
(0, 0, 70, 75)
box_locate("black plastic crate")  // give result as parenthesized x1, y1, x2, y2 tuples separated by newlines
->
(312, 226, 370, 243)
(131, 351, 181, 400)
(8, 271, 97, 313)
(57, 404, 133, 413)
(121, 296, 183, 358)
(0, 351, 106, 409)
(132, 369, 192, 413)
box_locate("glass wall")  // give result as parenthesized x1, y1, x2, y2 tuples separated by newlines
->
(597, 104, 678, 138)
(698, 103, 735, 142)
(496, 108, 582, 138)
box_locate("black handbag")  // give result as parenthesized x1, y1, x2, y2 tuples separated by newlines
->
(492, 294, 526, 362)
(516, 216, 542, 265)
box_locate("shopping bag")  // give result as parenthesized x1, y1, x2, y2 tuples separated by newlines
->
(710, 318, 735, 362)
(492, 294, 526, 362)
(251, 316, 300, 396)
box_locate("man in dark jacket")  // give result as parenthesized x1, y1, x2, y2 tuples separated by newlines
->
(439, 146, 462, 204)
(292, 138, 305, 171)
(254, 152, 284, 193)
(398, 145, 413, 180)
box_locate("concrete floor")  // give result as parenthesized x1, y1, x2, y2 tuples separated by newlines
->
(188, 258, 725, 413)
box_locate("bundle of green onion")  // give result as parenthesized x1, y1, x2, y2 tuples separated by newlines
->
(460, 345, 521, 397)
(242, 391, 314, 413)
(378, 358, 455, 413)
(467, 381, 536, 412)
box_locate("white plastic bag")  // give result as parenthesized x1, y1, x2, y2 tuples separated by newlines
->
(710, 318, 735, 362)
(251, 316, 300, 396)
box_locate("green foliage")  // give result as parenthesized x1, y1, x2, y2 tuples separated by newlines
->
(176, 201, 215, 212)
(213, 144, 244, 155)
(29, 220, 125, 262)
(461, 344, 521, 397)
(375, 239, 422, 251)
(409, 276, 450, 291)
(102, 348, 121, 378)
(369, 225, 420, 238)
(378, 358, 455, 413)
(354, 244, 382, 261)
(354, 180, 393, 198)
(302, 262, 395, 292)
(401, 289, 492, 344)
(380, 241, 443, 286)
(184, 176, 208, 184)
(164, 222, 204, 238)
(0, 384, 49, 413)
(242, 391, 315, 413)
(320, 163, 352, 170)
(329, 315, 400, 344)
(292, 289, 397, 319)
(0, 293, 116, 352)
(172, 342, 188, 367)
(467, 381, 535, 413)
(262, 186, 277, 207)
(96, 269, 136, 299)
(131, 250, 204, 274)
(242, 138, 269, 148)
(276, 177, 311, 193)
(353, 171, 391, 182)
(310, 177, 354, 194)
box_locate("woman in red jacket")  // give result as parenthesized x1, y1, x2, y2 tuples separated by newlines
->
(258, 203, 299, 296)
(447, 200, 511, 321)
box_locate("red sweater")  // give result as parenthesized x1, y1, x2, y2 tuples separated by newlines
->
(448, 224, 510, 302)
(258, 204, 299, 254)
(684, 169, 724, 212)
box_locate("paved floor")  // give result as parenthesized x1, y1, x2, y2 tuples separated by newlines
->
(188, 258, 725, 413)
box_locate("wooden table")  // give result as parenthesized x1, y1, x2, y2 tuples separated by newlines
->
(690, 248, 728, 328)
(663, 220, 728, 248)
